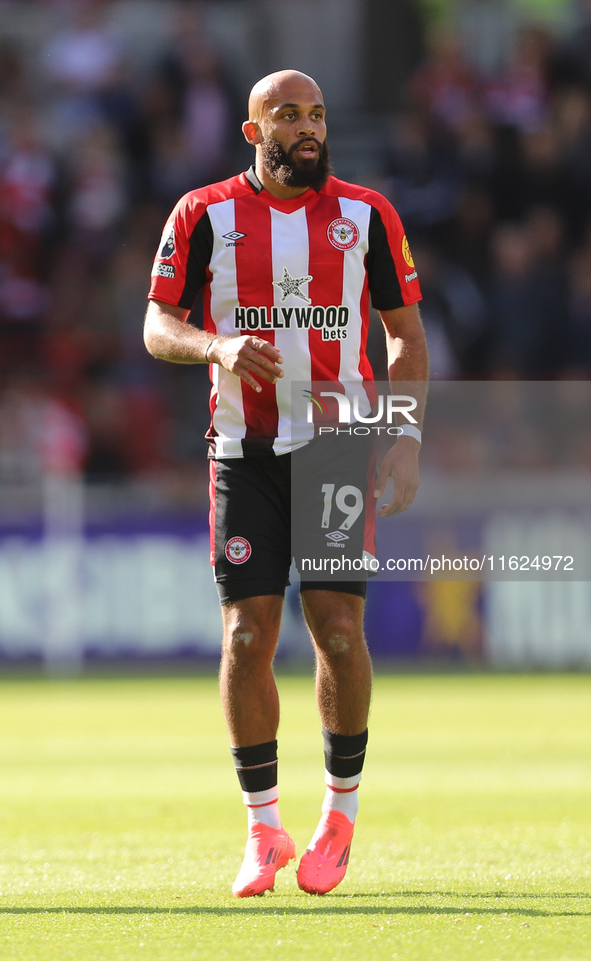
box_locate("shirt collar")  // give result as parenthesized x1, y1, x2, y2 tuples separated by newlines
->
(244, 165, 264, 194)
(244, 164, 322, 197)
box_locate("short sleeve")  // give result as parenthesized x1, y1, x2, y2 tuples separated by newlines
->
(366, 200, 421, 311)
(148, 194, 213, 309)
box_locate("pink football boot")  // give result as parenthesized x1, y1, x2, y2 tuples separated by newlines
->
(297, 810, 355, 895)
(232, 823, 296, 897)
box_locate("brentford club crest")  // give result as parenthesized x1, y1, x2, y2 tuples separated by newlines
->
(225, 536, 252, 565)
(327, 218, 359, 251)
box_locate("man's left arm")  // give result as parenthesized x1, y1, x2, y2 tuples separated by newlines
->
(375, 302, 429, 516)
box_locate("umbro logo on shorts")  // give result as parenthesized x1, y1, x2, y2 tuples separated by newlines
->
(326, 531, 349, 548)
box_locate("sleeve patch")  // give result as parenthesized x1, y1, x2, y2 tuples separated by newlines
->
(402, 235, 414, 269)
(159, 225, 176, 259)
(149, 200, 213, 309)
(367, 206, 421, 309)
(153, 262, 175, 278)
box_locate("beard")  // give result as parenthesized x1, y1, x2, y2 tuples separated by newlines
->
(260, 137, 332, 190)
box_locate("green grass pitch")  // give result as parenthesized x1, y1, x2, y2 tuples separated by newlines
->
(0, 672, 589, 960)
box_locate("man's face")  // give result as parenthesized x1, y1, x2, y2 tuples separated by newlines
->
(257, 79, 331, 189)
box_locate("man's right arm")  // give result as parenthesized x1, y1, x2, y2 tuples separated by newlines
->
(143, 299, 284, 393)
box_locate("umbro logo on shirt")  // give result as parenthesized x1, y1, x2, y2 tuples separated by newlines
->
(222, 230, 247, 247)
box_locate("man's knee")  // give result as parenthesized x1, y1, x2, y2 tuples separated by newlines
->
(223, 619, 265, 656)
(312, 614, 365, 660)
(221, 599, 281, 664)
(302, 592, 366, 660)
(223, 625, 255, 650)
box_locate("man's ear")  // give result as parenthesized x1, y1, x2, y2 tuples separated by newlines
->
(242, 120, 262, 145)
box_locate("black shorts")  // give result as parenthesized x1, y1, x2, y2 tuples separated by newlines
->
(210, 435, 375, 605)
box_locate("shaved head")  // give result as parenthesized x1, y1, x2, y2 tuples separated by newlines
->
(248, 70, 323, 122)
(243, 69, 330, 196)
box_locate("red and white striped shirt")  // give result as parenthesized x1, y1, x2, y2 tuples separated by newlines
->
(149, 167, 421, 458)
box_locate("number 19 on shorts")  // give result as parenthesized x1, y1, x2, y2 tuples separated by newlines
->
(320, 484, 364, 531)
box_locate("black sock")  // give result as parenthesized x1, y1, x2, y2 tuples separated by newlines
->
(230, 740, 278, 793)
(322, 728, 368, 779)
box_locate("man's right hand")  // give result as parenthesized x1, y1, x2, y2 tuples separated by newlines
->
(143, 302, 284, 389)
(212, 336, 284, 393)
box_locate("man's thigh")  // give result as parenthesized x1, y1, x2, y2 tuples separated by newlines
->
(210, 455, 292, 604)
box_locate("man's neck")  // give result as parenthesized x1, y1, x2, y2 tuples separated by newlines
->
(254, 157, 311, 200)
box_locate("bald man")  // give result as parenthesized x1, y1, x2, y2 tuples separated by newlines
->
(145, 70, 428, 897)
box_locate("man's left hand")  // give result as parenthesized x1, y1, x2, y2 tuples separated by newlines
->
(374, 438, 420, 516)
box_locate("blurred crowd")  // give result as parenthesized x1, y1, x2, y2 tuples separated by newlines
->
(0, 0, 590, 490)
(385, 11, 591, 382)
(0, 0, 241, 489)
